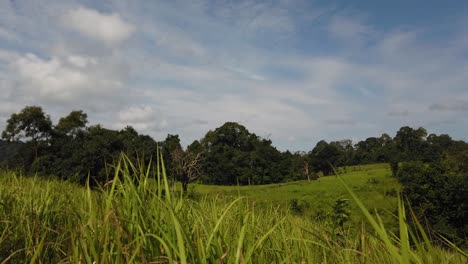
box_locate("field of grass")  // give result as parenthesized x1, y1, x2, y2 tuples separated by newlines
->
(192, 163, 400, 226)
(0, 158, 466, 263)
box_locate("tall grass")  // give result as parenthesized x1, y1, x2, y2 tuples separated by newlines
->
(0, 153, 466, 263)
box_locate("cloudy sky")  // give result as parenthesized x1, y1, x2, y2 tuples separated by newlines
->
(0, 0, 467, 150)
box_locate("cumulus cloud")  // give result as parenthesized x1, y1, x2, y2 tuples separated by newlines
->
(115, 106, 167, 134)
(1, 0, 468, 150)
(63, 7, 134, 45)
(7, 53, 127, 104)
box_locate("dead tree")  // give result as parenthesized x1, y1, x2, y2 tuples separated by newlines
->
(171, 148, 203, 193)
(304, 160, 310, 182)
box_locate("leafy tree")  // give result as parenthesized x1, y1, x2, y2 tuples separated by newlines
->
(422, 134, 453, 162)
(309, 140, 341, 176)
(118, 126, 156, 165)
(2, 106, 52, 160)
(279, 151, 306, 181)
(329, 139, 354, 166)
(397, 162, 468, 246)
(0, 139, 24, 168)
(78, 125, 123, 184)
(55, 110, 88, 137)
(199, 122, 253, 185)
(353, 137, 388, 164)
(394, 126, 428, 161)
(197, 122, 284, 185)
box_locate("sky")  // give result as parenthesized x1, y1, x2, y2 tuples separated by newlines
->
(0, 0, 467, 151)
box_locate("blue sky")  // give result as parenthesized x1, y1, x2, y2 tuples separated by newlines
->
(0, 0, 467, 150)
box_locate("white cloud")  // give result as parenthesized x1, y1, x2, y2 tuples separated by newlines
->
(115, 106, 167, 133)
(118, 105, 154, 123)
(67, 55, 97, 68)
(1, 0, 468, 149)
(13, 54, 88, 100)
(63, 7, 134, 45)
(8, 53, 126, 103)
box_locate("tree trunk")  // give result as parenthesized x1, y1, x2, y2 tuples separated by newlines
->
(182, 175, 188, 193)
(304, 161, 310, 182)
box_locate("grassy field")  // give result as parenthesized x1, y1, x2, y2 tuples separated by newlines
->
(0, 158, 466, 263)
(192, 163, 400, 226)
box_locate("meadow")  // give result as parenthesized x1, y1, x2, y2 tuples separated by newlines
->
(191, 163, 400, 227)
(0, 156, 466, 263)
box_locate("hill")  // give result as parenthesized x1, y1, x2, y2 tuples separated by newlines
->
(192, 163, 400, 226)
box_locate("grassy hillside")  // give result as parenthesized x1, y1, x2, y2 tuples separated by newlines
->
(192, 163, 399, 225)
(0, 160, 466, 263)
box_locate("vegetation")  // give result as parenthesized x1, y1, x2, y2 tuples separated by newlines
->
(0, 105, 467, 260)
(0, 155, 466, 263)
(2, 106, 467, 187)
(190, 163, 399, 228)
(396, 162, 468, 247)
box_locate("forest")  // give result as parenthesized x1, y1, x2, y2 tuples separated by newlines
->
(2, 106, 467, 186)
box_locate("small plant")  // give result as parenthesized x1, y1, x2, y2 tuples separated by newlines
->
(332, 196, 350, 228)
(289, 198, 307, 214)
(367, 177, 380, 185)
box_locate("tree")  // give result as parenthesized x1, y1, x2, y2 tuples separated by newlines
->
(56, 110, 88, 136)
(279, 151, 306, 181)
(159, 134, 183, 183)
(118, 126, 156, 164)
(199, 122, 254, 185)
(196, 122, 284, 185)
(394, 126, 428, 161)
(303, 160, 310, 182)
(396, 162, 468, 246)
(171, 148, 204, 192)
(78, 125, 123, 185)
(2, 106, 52, 160)
(0, 139, 24, 168)
(330, 139, 354, 166)
(309, 140, 341, 176)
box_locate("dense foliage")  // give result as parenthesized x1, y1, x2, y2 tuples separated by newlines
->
(396, 161, 468, 246)
(1, 105, 467, 247)
(1, 106, 467, 186)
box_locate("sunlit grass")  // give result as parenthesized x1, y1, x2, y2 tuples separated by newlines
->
(192, 163, 401, 227)
(0, 156, 466, 263)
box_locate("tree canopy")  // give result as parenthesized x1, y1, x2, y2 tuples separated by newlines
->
(0, 105, 467, 189)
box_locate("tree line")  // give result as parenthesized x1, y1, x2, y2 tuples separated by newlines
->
(0, 106, 467, 186)
(1, 105, 467, 245)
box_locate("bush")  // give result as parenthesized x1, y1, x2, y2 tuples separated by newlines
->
(289, 198, 308, 214)
(397, 162, 468, 246)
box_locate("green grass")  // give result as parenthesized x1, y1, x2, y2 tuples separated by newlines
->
(0, 158, 466, 263)
(192, 163, 400, 226)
